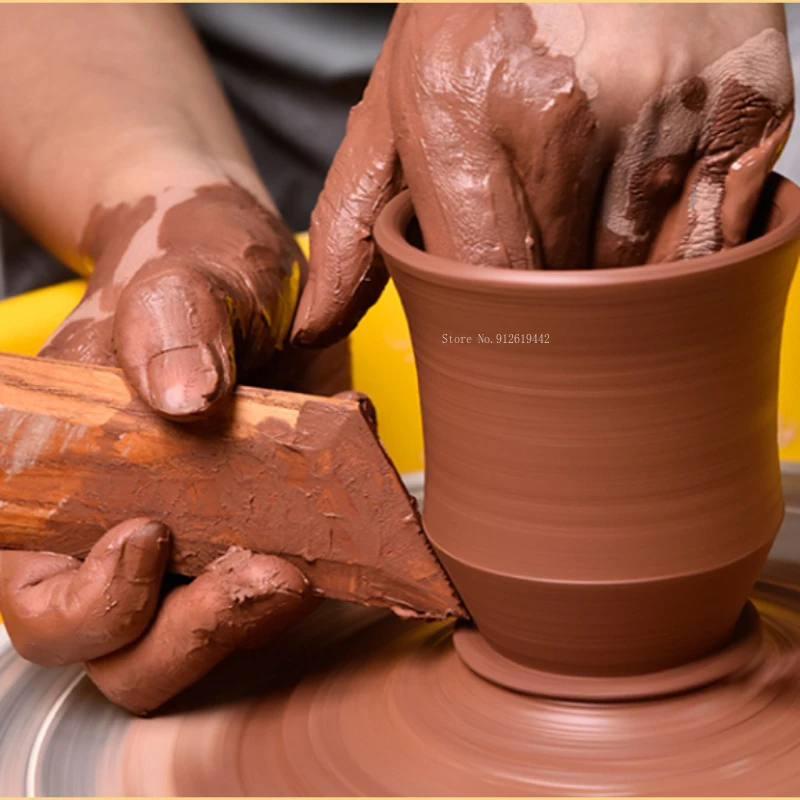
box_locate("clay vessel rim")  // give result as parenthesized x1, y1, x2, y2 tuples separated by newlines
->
(373, 175, 800, 289)
(429, 522, 780, 587)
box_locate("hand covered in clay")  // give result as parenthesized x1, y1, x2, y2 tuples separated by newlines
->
(0, 7, 352, 716)
(0, 182, 343, 714)
(0, 525, 314, 715)
(294, 3, 793, 345)
(41, 180, 348, 416)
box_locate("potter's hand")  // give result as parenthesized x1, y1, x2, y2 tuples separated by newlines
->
(5, 183, 341, 714)
(294, 3, 793, 345)
(0, 523, 314, 715)
(40, 181, 307, 419)
(0, 6, 338, 715)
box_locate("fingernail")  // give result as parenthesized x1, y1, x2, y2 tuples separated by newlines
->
(146, 345, 224, 417)
(289, 292, 314, 346)
(121, 521, 170, 581)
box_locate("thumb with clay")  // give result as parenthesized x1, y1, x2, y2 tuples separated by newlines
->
(14, 179, 325, 714)
(41, 180, 306, 420)
(0, 523, 315, 715)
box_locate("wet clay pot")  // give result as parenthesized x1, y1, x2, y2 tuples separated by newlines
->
(374, 176, 800, 682)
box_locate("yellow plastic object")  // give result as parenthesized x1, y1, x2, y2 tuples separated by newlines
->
(349, 280, 424, 474)
(294, 232, 424, 473)
(0, 279, 87, 356)
(779, 269, 800, 459)
(0, 235, 426, 475)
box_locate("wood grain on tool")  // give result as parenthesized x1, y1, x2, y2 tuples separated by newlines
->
(0, 352, 464, 620)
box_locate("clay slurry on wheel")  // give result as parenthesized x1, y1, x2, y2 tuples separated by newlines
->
(0, 475, 799, 795)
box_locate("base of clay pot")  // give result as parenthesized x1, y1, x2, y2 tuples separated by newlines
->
(453, 600, 763, 701)
(97, 570, 800, 795)
(432, 537, 775, 675)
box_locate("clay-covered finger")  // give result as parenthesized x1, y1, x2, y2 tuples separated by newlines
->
(651, 117, 791, 263)
(291, 8, 408, 348)
(0, 519, 169, 667)
(679, 30, 792, 259)
(487, 3, 601, 270)
(593, 84, 701, 268)
(113, 261, 237, 420)
(718, 112, 793, 248)
(86, 548, 313, 715)
(610, 28, 794, 266)
(388, 5, 541, 270)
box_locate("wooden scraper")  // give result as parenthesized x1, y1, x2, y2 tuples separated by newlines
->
(0, 351, 465, 620)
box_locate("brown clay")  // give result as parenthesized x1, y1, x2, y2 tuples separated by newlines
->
(0, 519, 170, 668)
(0, 353, 463, 621)
(85, 547, 315, 716)
(373, 175, 800, 681)
(99, 561, 800, 795)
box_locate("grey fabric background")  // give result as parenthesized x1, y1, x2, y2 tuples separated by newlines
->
(1, 3, 799, 301)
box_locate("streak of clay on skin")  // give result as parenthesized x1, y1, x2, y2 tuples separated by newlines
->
(601, 27, 792, 266)
(39, 195, 157, 349)
(532, 5, 603, 101)
(681, 179, 725, 258)
(44, 173, 279, 342)
(678, 28, 792, 258)
(41, 181, 304, 373)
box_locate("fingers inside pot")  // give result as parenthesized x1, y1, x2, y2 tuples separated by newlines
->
(390, 22, 540, 270)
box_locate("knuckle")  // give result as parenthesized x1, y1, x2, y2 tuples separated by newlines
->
(5, 624, 66, 667)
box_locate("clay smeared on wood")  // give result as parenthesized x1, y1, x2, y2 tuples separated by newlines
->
(0, 353, 464, 621)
